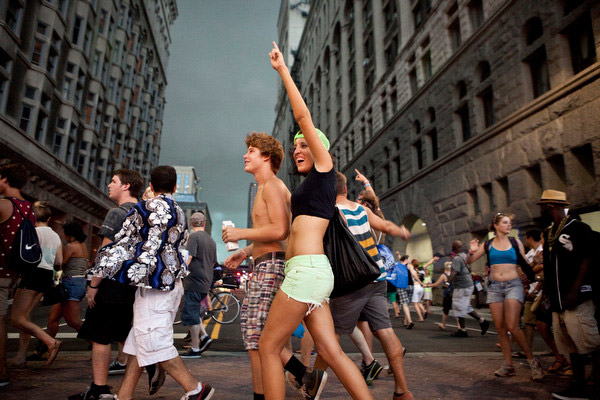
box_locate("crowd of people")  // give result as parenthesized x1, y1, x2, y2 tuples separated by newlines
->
(0, 41, 598, 400)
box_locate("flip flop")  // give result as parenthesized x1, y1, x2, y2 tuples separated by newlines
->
(45, 340, 62, 366)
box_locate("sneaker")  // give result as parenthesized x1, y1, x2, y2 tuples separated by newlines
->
(181, 383, 215, 400)
(0, 377, 8, 387)
(480, 319, 490, 335)
(393, 391, 415, 400)
(68, 384, 112, 400)
(552, 383, 589, 399)
(301, 369, 328, 400)
(181, 349, 203, 359)
(198, 336, 213, 353)
(146, 364, 166, 395)
(529, 358, 544, 381)
(494, 363, 516, 377)
(362, 360, 383, 385)
(285, 371, 302, 391)
(108, 361, 127, 375)
(98, 396, 118, 400)
(451, 330, 468, 337)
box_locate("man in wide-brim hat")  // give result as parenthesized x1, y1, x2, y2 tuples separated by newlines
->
(537, 190, 600, 399)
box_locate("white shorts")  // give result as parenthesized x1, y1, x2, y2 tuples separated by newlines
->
(423, 290, 432, 301)
(452, 286, 474, 318)
(553, 300, 600, 355)
(411, 284, 424, 303)
(123, 280, 184, 367)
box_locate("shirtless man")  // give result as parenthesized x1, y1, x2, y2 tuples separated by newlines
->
(223, 133, 325, 400)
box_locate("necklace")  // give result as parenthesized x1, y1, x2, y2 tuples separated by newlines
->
(547, 216, 569, 252)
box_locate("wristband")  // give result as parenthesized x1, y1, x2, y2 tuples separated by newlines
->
(363, 182, 371, 187)
(240, 248, 248, 259)
(90, 285, 99, 289)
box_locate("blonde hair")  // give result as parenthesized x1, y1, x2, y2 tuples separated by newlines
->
(444, 261, 452, 270)
(33, 201, 52, 222)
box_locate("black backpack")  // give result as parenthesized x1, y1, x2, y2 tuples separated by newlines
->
(2, 199, 42, 274)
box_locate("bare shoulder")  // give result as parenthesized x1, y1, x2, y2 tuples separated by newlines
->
(264, 177, 291, 198)
(0, 198, 13, 222)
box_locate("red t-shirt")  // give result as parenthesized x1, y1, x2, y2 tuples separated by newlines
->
(0, 197, 35, 278)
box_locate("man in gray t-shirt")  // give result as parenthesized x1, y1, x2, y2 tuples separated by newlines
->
(181, 212, 217, 358)
(448, 240, 489, 337)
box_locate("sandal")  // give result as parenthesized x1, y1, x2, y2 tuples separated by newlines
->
(547, 360, 565, 373)
(437, 323, 446, 330)
(45, 340, 62, 366)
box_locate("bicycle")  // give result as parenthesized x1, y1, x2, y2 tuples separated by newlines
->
(207, 281, 241, 324)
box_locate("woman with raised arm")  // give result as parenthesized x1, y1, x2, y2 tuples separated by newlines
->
(258, 42, 372, 400)
(466, 213, 544, 381)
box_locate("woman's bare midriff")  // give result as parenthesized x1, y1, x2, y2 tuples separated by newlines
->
(489, 263, 520, 282)
(286, 215, 329, 259)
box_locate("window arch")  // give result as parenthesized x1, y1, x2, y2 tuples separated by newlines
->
(457, 80, 467, 99)
(478, 61, 491, 82)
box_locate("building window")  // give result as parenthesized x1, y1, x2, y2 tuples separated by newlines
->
(31, 39, 46, 67)
(468, 0, 484, 30)
(421, 50, 432, 81)
(479, 87, 495, 128)
(409, 68, 417, 95)
(24, 85, 37, 100)
(457, 104, 471, 141)
(19, 104, 34, 133)
(428, 129, 438, 160)
(52, 132, 63, 157)
(35, 111, 48, 142)
(448, 18, 462, 52)
(526, 47, 550, 98)
(6, 0, 24, 35)
(72, 15, 84, 45)
(564, 13, 597, 75)
(412, 0, 432, 30)
(414, 139, 423, 169)
(98, 8, 108, 34)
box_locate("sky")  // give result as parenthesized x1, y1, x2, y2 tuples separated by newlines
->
(159, 1, 280, 261)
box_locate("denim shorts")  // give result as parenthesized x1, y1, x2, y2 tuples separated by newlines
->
(181, 290, 208, 326)
(487, 278, 524, 304)
(62, 277, 87, 301)
(280, 254, 334, 314)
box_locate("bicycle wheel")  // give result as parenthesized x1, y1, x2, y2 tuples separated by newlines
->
(211, 292, 241, 324)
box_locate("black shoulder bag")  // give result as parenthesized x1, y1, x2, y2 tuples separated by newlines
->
(323, 208, 381, 298)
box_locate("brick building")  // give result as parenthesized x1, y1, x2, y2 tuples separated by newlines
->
(272, 0, 600, 269)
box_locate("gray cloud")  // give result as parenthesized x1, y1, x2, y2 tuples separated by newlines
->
(160, 0, 279, 260)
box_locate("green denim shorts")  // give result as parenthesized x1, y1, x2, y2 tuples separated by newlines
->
(280, 254, 334, 314)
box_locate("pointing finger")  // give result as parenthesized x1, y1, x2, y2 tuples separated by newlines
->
(272, 41, 280, 51)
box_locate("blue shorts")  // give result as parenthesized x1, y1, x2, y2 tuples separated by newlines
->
(62, 277, 86, 301)
(181, 290, 208, 326)
(487, 278, 524, 304)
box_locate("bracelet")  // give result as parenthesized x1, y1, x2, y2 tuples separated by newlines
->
(90, 285, 99, 289)
(239, 248, 247, 259)
(363, 182, 371, 187)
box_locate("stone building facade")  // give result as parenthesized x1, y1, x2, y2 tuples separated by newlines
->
(0, 0, 177, 255)
(273, 0, 600, 268)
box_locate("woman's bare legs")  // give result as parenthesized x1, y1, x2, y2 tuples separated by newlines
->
(10, 291, 43, 365)
(489, 302, 512, 366)
(503, 299, 534, 360)
(259, 291, 372, 400)
(10, 289, 57, 349)
(412, 302, 424, 321)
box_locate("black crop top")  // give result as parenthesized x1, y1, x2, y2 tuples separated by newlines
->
(291, 167, 336, 222)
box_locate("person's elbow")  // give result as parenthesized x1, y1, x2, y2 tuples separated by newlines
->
(272, 225, 289, 241)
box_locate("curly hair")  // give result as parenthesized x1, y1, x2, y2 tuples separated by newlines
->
(245, 132, 284, 173)
(358, 190, 382, 217)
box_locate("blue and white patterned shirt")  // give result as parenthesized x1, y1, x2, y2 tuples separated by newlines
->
(92, 194, 188, 291)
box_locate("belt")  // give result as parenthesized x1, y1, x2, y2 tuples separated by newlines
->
(253, 251, 286, 267)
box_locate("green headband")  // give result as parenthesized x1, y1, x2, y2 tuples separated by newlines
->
(294, 129, 330, 151)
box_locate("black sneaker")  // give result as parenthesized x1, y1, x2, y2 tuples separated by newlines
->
(480, 320, 490, 335)
(68, 384, 112, 400)
(180, 349, 202, 359)
(183, 383, 215, 399)
(451, 330, 468, 337)
(108, 361, 127, 375)
(198, 336, 213, 353)
(301, 369, 328, 400)
(146, 364, 166, 395)
(361, 360, 383, 385)
(552, 383, 590, 399)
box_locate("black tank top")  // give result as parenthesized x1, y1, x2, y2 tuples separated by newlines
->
(291, 167, 336, 222)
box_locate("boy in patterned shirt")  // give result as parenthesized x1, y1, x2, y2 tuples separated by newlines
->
(93, 166, 213, 400)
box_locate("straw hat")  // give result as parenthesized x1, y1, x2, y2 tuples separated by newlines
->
(537, 190, 570, 206)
